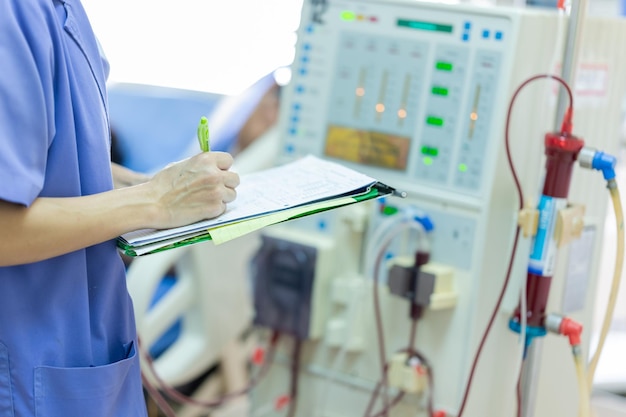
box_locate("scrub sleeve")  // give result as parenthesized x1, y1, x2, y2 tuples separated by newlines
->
(0, 1, 148, 416)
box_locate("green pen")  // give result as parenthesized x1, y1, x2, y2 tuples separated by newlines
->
(197, 116, 210, 152)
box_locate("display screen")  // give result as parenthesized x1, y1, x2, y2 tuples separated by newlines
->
(397, 19, 453, 33)
(324, 125, 410, 170)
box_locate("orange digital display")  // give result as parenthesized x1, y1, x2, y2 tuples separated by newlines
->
(324, 125, 410, 170)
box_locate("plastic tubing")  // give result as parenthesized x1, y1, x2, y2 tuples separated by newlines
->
(587, 183, 625, 386)
(363, 215, 430, 417)
(365, 206, 431, 269)
(573, 348, 591, 417)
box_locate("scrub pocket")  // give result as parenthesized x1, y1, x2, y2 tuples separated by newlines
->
(0, 343, 14, 417)
(34, 341, 146, 417)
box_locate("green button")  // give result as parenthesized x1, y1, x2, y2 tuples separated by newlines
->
(421, 146, 439, 157)
(436, 62, 453, 71)
(432, 86, 449, 96)
(382, 205, 399, 216)
(426, 116, 444, 127)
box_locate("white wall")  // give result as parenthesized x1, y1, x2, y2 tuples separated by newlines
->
(82, 0, 303, 95)
(589, 0, 622, 16)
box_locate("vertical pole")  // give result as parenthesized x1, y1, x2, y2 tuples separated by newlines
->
(520, 341, 544, 417)
(555, 0, 587, 130)
(523, 1, 587, 415)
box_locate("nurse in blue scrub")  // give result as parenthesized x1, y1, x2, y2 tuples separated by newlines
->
(0, 1, 239, 417)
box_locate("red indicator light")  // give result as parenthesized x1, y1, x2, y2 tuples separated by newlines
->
(275, 395, 291, 410)
(252, 347, 265, 365)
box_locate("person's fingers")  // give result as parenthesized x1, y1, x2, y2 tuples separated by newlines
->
(222, 187, 237, 204)
(197, 151, 234, 170)
(205, 201, 227, 219)
(222, 171, 240, 189)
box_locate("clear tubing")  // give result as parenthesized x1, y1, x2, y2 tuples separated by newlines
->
(365, 208, 430, 280)
(363, 217, 430, 417)
(573, 348, 591, 417)
(365, 215, 405, 273)
(587, 184, 625, 385)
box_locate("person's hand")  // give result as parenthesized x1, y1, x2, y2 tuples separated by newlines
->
(145, 152, 239, 228)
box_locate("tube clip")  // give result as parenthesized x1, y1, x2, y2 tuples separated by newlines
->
(518, 205, 539, 238)
(554, 203, 586, 248)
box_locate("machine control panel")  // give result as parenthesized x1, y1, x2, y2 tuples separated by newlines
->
(279, 0, 512, 198)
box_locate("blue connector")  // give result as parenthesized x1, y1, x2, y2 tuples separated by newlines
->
(403, 206, 434, 232)
(593, 151, 617, 180)
(415, 213, 434, 232)
(579, 147, 617, 180)
(378, 201, 434, 232)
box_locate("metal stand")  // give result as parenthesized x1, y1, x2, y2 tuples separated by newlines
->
(555, 0, 587, 127)
(522, 0, 588, 415)
(520, 340, 545, 417)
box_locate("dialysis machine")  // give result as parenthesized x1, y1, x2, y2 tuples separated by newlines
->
(250, 1, 626, 416)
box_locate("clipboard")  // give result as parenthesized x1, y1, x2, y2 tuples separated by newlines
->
(117, 156, 401, 257)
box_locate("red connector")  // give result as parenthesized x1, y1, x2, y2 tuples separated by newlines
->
(560, 317, 583, 347)
(547, 314, 583, 346)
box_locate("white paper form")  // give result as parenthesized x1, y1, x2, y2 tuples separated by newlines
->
(120, 155, 377, 247)
(127, 197, 358, 256)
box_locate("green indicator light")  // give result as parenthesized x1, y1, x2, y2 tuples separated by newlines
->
(459, 163, 468, 172)
(421, 146, 439, 157)
(426, 116, 444, 127)
(382, 205, 399, 216)
(397, 19, 453, 33)
(341, 11, 356, 21)
(436, 62, 454, 72)
(432, 86, 449, 96)
(423, 157, 434, 166)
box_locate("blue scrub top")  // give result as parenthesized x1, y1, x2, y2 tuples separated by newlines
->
(0, 1, 147, 416)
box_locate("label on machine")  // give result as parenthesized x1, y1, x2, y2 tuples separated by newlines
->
(528, 195, 567, 277)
